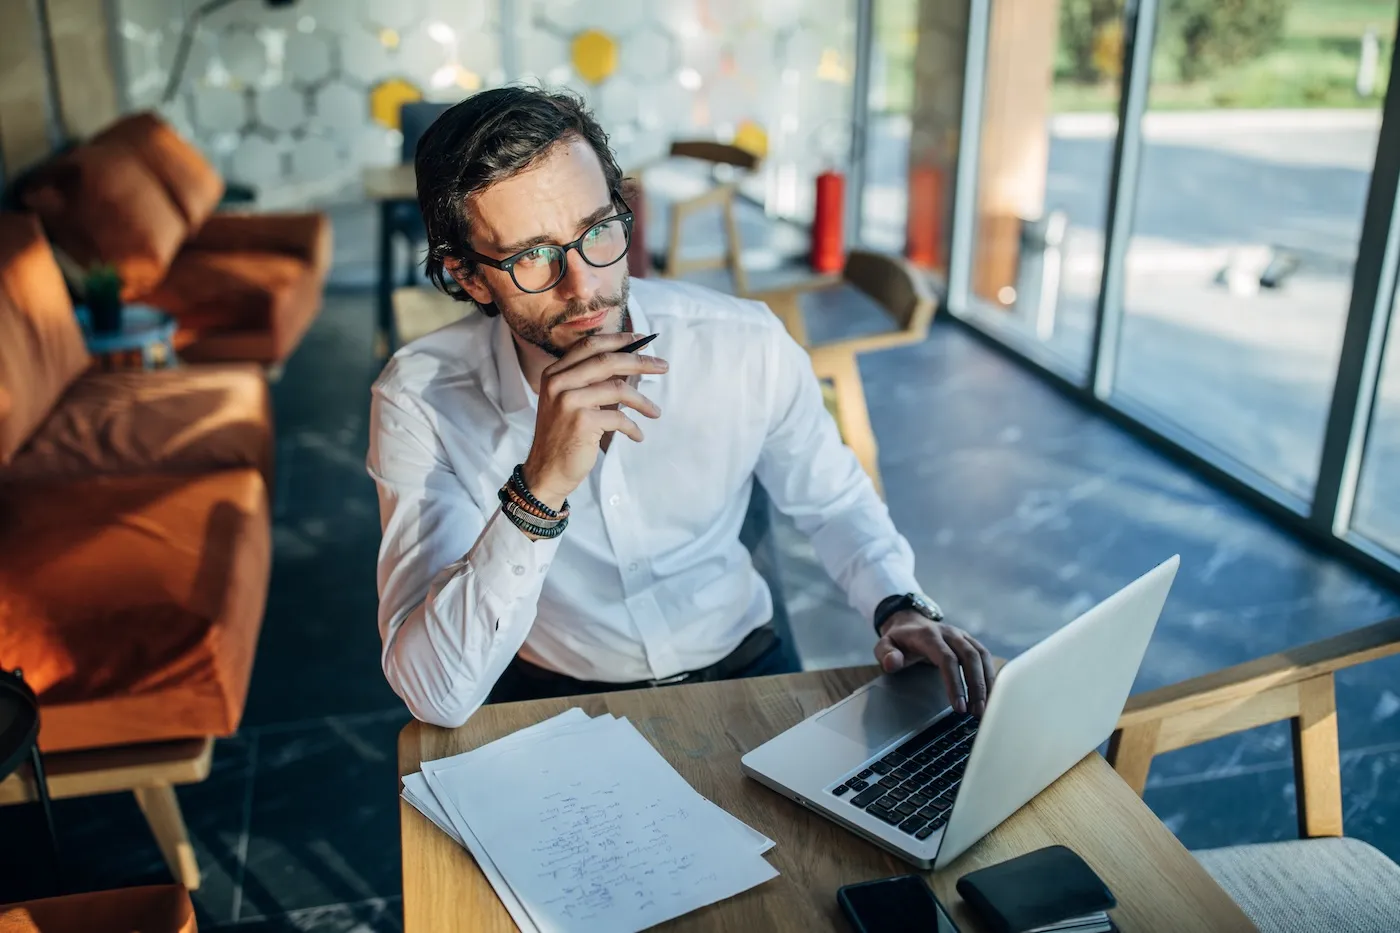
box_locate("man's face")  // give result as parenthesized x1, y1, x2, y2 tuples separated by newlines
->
(451, 134, 630, 358)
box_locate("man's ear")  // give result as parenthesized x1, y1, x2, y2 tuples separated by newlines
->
(444, 257, 492, 306)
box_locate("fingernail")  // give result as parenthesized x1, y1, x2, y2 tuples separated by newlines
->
(955, 696, 966, 713)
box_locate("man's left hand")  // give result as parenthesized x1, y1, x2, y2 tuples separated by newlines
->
(874, 612, 995, 717)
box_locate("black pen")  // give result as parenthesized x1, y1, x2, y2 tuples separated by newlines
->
(619, 333, 658, 354)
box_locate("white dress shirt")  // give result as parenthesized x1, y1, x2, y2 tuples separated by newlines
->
(368, 277, 920, 727)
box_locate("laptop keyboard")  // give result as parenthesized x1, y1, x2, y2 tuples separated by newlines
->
(829, 712, 979, 840)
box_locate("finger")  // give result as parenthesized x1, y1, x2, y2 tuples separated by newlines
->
(545, 332, 644, 373)
(546, 351, 669, 393)
(946, 632, 987, 716)
(873, 636, 905, 673)
(895, 627, 965, 713)
(969, 636, 997, 697)
(565, 379, 661, 418)
(593, 408, 644, 443)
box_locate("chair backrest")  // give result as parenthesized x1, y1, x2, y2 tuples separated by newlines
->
(668, 141, 761, 171)
(401, 102, 457, 163)
(843, 249, 936, 336)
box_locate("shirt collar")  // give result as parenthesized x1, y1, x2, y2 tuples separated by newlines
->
(491, 286, 659, 417)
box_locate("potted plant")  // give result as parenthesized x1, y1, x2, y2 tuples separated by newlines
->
(84, 264, 124, 334)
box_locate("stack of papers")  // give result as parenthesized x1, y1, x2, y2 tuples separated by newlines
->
(402, 708, 779, 932)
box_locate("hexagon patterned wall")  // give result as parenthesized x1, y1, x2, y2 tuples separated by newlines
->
(115, 0, 854, 217)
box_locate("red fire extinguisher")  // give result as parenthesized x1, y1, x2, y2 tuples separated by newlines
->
(812, 168, 845, 274)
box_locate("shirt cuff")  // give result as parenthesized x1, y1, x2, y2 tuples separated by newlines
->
(470, 508, 564, 604)
(851, 564, 925, 628)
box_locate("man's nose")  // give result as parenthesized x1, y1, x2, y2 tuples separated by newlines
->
(553, 248, 603, 302)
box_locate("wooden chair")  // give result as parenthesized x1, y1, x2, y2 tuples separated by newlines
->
(746, 250, 938, 497)
(626, 141, 760, 296)
(1107, 615, 1400, 932)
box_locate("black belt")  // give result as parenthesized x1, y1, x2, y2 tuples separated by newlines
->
(513, 624, 778, 690)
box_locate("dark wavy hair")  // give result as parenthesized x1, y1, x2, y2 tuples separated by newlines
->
(415, 86, 625, 317)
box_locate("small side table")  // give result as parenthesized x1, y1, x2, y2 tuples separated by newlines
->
(76, 305, 178, 370)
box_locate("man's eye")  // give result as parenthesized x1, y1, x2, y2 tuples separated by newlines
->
(584, 225, 605, 243)
(518, 249, 550, 267)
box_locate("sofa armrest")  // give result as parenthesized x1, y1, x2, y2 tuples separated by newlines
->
(186, 212, 331, 269)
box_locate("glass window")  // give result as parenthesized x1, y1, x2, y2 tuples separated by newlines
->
(953, 0, 1128, 376)
(860, 0, 919, 252)
(1112, 0, 1397, 501)
(1353, 287, 1400, 555)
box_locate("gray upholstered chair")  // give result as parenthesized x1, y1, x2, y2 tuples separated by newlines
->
(1107, 616, 1400, 932)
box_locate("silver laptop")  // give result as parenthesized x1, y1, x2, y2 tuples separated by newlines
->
(741, 556, 1179, 870)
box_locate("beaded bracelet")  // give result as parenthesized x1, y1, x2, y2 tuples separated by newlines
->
(509, 464, 567, 518)
(501, 497, 565, 529)
(503, 506, 567, 538)
(499, 484, 570, 522)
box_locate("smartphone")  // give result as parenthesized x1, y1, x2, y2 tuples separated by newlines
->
(837, 874, 962, 933)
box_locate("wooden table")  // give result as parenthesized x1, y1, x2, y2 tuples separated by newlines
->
(364, 164, 417, 358)
(398, 668, 1256, 932)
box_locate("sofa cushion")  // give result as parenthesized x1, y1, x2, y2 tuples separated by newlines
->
(4, 363, 273, 486)
(0, 213, 92, 465)
(0, 469, 269, 753)
(93, 112, 224, 230)
(19, 139, 188, 299)
(0, 884, 197, 933)
(145, 249, 323, 364)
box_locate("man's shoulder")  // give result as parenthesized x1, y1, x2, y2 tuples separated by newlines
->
(372, 305, 496, 403)
(632, 277, 783, 336)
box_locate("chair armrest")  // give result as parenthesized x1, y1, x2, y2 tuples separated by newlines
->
(1108, 615, 1400, 837)
(748, 276, 844, 347)
(186, 212, 332, 268)
(816, 330, 926, 357)
(1118, 616, 1400, 729)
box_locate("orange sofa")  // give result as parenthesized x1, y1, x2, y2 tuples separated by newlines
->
(0, 884, 196, 933)
(16, 112, 329, 366)
(0, 211, 272, 888)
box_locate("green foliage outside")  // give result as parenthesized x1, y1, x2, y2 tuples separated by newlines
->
(1052, 0, 1395, 111)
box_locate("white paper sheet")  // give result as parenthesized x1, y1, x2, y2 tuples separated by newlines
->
(429, 717, 778, 933)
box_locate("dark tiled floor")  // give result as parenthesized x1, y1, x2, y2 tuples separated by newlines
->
(1, 279, 1397, 929)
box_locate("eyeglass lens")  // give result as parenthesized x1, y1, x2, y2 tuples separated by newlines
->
(511, 217, 631, 292)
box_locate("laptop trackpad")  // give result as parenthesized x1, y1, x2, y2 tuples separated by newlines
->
(815, 667, 949, 754)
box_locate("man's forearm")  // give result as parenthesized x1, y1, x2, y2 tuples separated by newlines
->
(380, 510, 560, 726)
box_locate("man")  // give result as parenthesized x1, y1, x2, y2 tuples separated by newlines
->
(368, 87, 994, 728)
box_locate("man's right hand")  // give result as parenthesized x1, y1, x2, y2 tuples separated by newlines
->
(521, 333, 667, 510)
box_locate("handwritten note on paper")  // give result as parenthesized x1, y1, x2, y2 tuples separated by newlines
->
(434, 718, 778, 933)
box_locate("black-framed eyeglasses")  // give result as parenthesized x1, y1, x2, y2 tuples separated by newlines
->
(461, 192, 634, 294)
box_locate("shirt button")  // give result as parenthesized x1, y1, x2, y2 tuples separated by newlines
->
(628, 562, 639, 572)
(513, 564, 525, 576)
(609, 494, 621, 507)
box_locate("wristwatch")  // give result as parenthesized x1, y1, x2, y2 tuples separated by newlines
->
(873, 592, 944, 635)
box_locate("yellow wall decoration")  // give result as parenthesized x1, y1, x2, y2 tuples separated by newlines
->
(733, 120, 768, 159)
(370, 77, 423, 129)
(571, 29, 618, 85)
